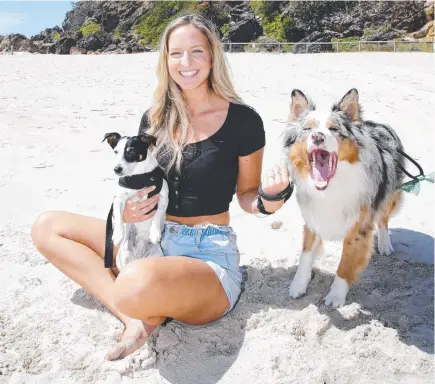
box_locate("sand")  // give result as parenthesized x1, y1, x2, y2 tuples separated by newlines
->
(0, 52, 433, 384)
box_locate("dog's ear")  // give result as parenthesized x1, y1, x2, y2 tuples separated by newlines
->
(289, 89, 311, 122)
(140, 133, 157, 147)
(334, 88, 362, 122)
(102, 132, 121, 149)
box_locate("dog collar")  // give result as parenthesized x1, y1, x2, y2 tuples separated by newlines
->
(118, 167, 166, 190)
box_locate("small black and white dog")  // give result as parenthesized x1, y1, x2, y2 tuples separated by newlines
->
(103, 132, 169, 270)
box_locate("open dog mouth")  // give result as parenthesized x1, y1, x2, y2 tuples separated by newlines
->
(309, 149, 337, 190)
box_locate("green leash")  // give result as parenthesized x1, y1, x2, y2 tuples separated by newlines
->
(398, 173, 434, 195)
(396, 150, 434, 196)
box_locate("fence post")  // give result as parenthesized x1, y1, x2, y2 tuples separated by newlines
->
(336, 42, 339, 52)
(306, 43, 308, 53)
(359, 41, 361, 52)
(229, 43, 232, 53)
(393, 41, 396, 52)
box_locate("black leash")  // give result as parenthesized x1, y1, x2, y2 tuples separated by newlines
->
(104, 203, 115, 268)
(395, 149, 434, 194)
(396, 149, 424, 181)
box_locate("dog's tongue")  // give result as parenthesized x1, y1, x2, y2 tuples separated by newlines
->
(312, 151, 330, 182)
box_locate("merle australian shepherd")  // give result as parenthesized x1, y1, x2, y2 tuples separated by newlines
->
(282, 88, 405, 308)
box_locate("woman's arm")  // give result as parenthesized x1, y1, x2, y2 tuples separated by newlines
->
(236, 148, 290, 215)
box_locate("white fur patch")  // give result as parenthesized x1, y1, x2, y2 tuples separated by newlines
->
(289, 237, 320, 299)
(116, 241, 163, 271)
(324, 275, 349, 308)
(297, 160, 368, 241)
(377, 225, 394, 256)
(289, 251, 314, 298)
(305, 110, 339, 154)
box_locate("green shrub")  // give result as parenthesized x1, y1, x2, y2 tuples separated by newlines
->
(331, 36, 360, 52)
(52, 32, 61, 41)
(220, 23, 229, 37)
(260, 16, 294, 42)
(81, 23, 101, 36)
(331, 36, 360, 42)
(250, 1, 293, 42)
(395, 42, 433, 52)
(135, 1, 200, 47)
(250, 0, 279, 23)
(362, 25, 390, 40)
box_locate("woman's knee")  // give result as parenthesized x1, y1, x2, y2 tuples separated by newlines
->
(31, 211, 61, 251)
(113, 258, 164, 317)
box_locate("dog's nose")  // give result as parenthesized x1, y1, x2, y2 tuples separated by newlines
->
(114, 166, 123, 175)
(311, 132, 326, 146)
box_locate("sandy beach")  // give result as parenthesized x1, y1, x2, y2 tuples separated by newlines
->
(0, 52, 433, 384)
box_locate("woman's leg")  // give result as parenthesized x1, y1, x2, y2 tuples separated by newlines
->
(113, 256, 231, 326)
(31, 211, 156, 360)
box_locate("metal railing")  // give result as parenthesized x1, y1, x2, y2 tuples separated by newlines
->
(222, 40, 434, 54)
(1, 40, 431, 56)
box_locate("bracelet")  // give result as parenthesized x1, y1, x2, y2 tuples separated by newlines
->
(258, 181, 294, 202)
(251, 195, 270, 218)
(254, 195, 274, 217)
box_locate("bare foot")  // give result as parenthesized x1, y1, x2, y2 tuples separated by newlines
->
(106, 319, 157, 361)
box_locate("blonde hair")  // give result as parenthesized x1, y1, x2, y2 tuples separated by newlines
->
(147, 14, 243, 172)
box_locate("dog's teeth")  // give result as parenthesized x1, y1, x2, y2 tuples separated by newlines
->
(329, 156, 332, 172)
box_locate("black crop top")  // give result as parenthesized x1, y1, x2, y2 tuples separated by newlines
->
(138, 102, 265, 217)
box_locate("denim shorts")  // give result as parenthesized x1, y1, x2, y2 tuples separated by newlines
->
(161, 221, 244, 316)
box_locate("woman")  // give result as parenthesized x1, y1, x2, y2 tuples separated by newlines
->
(31, 14, 290, 361)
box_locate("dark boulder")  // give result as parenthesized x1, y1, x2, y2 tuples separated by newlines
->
(228, 16, 262, 42)
(55, 37, 76, 54)
(293, 30, 341, 53)
(365, 28, 403, 41)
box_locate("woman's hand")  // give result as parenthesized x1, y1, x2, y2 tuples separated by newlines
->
(260, 163, 290, 213)
(123, 186, 160, 223)
(262, 163, 290, 197)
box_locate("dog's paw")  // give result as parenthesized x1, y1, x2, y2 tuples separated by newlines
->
(289, 277, 310, 299)
(324, 276, 348, 308)
(377, 226, 394, 256)
(324, 291, 346, 308)
(149, 227, 162, 244)
(377, 232, 394, 256)
(378, 242, 394, 256)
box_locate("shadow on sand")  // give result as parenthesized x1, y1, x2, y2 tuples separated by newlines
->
(70, 229, 433, 384)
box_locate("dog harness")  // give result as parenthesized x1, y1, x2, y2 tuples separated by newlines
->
(104, 167, 166, 268)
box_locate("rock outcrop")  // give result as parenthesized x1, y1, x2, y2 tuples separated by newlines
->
(409, 0, 434, 41)
(1, 1, 432, 55)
